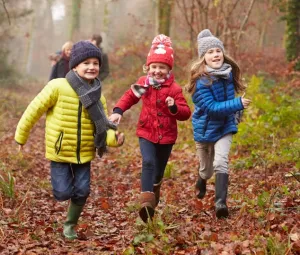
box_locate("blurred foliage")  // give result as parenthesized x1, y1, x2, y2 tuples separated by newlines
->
(0, 0, 32, 85)
(232, 74, 300, 169)
(277, 0, 300, 70)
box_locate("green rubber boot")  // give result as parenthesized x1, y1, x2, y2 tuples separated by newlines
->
(63, 201, 84, 240)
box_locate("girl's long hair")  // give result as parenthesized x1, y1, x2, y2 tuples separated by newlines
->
(185, 54, 246, 95)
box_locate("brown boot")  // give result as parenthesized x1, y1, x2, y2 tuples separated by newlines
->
(139, 192, 156, 223)
(153, 181, 162, 207)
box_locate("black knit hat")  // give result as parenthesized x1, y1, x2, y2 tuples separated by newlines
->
(69, 40, 102, 69)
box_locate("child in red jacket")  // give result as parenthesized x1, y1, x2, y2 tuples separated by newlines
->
(109, 34, 191, 222)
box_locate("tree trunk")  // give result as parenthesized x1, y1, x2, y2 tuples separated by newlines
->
(157, 0, 174, 35)
(258, 0, 274, 49)
(286, 0, 300, 70)
(69, 0, 81, 41)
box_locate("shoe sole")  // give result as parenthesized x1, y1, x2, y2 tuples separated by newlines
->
(196, 192, 205, 199)
(139, 206, 155, 223)
(216, 208, 229, 218)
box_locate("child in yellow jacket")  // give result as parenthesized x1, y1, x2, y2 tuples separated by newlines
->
(15, 41, 124, 239)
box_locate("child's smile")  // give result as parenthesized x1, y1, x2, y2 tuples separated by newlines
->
(73, 57, 100, 82)
(148, 62, 170, 80)
(204, 47, 224, 69)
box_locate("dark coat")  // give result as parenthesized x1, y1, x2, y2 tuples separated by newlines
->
(49, 57, 69, 81)
(98, 51, 109, 81)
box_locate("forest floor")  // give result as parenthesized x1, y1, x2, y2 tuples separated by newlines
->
(0, 82, 299, 255)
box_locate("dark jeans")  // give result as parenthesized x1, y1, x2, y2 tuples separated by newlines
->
(139, 138, 173, 192)
(50, 161, 91, 206)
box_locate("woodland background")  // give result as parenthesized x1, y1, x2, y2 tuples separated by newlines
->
(0, 0, 299, 254)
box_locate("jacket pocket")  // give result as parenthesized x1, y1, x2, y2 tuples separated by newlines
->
(202, 116, 210, 136)
(138, 114, 148, 127)
(55, 131, 64, 154)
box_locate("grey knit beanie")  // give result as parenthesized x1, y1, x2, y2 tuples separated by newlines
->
(197, 29, 224, 57)
(69, 40, 102, 69)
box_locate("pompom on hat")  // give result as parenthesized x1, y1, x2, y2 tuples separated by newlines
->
(197, 29, 225, 57)
(146, 34, 174, 69)
(69, 40, 102, 69)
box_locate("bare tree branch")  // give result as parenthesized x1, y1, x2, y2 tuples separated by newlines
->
(221, 0, 240, 50)
(236, 0, 256, 43)
(175, 0, 198, 36)
(2, 0, 11, 25)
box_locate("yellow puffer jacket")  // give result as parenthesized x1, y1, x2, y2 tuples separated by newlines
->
(15, 78, 119, 164)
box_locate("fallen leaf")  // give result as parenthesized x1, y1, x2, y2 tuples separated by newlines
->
(242, 240, 250, 248)
(2, 208, 12, 215)
(194, 200, 203, 210)
(266, 213, 275, 221)
(101, 201, 110, 210)
(290, 233, 299, 242)
(178, 208, 188, 213)
(44, 226, 53, 234)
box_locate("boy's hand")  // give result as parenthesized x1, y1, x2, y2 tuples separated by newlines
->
(18, 145, 23, 152)
(115, 131, 125, 145)
(109, 113, 122, 125)
(165, 96, 175, 106)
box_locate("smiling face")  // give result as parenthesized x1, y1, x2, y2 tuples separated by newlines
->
(64, 47, 72, 58)
(148, 62, 170, 80)
(73, 57, 100, 82)
(204, 47, 224, 69)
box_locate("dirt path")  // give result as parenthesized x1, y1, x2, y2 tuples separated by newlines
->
(0, 85, 299, 254)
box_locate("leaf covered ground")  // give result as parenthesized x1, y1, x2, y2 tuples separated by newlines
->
(0, 82, 299, 255)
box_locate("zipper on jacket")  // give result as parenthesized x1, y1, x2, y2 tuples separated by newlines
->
(76, 102, 82, 164)
(222, 80, 228, 101)
(222, 80, 228, 124)
(55, 131, 64, 154)
(209, 87, 217, 101)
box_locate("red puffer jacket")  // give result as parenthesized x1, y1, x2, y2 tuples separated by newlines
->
(114, 75, 191, 144)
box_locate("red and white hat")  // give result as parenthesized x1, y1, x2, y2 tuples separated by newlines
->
(146, 34, 174, 69)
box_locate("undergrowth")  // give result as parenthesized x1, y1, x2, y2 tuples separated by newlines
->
(231, 74, 299, 170)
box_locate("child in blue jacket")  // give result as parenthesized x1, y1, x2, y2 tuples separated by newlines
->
(185, 29, 251, 218)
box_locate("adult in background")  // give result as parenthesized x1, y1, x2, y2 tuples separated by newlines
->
(90, 34, 110, 81)
(49, 41, 73, 81)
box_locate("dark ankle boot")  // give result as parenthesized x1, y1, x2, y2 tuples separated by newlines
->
(153, 181, 162, 207)
(215, 173, 229, 218)
(63, 201, 84, 239)
(139, 192, 156, 223)
(195, 177, 206, 199)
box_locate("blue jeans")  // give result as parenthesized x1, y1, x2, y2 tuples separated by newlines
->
(139, 138, 173, 192)
(50, 161, 91, 206)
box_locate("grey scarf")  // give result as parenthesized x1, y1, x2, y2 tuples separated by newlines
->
(206, 63, 232, 79)
(66, 70, 116, 157)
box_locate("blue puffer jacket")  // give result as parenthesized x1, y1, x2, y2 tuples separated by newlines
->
(192, 72, 244, 142)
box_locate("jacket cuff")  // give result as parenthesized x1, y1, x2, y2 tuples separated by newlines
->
(113, 107, 124, 115)
(106, 129, 121, 147)
(239, 97, 244, 110)
(168, 104, 178, 114)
